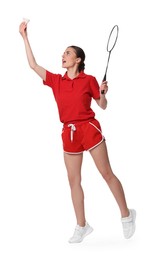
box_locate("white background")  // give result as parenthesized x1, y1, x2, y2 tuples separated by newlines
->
(0, 0, 164, 259)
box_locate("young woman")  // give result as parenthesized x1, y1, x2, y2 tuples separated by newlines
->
(19, 21, 136, 243)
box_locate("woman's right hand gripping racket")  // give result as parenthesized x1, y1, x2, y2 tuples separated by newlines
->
(101, 25, 119, 94)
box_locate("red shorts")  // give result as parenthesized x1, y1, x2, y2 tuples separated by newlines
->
(61, 119, 105, 154)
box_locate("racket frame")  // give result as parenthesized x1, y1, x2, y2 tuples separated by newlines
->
(101, 25, 119, 94)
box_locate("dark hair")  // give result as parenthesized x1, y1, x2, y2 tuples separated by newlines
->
(69, 45, 85, 72)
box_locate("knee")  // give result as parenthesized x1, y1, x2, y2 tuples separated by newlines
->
(68, 174, 81, 188)
(101, 170, 114, 183)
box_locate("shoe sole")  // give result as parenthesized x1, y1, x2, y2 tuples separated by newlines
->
(69, 227, 93, 243)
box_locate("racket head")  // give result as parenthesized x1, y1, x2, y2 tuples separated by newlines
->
(106, 25, 119, 52)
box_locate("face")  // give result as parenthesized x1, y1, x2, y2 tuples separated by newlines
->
(62, 47, 80, 69)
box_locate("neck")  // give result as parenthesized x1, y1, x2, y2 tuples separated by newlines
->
(67, 68, 80, 79)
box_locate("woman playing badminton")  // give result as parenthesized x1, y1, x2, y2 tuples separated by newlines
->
(19, 21, 136, 243)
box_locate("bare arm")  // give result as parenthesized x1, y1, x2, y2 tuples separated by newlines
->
(95, 81, 108, 110)
(19, 22, 46, 81)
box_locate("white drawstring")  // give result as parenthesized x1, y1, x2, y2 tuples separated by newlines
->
(68, 124, 76, 142)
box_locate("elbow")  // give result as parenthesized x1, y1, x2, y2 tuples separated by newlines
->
(29, 60, 37, 70)
(30, 63, 37, 70)
(102, 105, 107, 110)
(99, 104, 107, 110)
(100, 102, 107, 110)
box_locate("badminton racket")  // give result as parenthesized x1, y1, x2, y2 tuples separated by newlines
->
(101, 25, 119, 94)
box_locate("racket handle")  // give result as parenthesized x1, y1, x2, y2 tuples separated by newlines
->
(101, 74, 106, 94)
(103, 74, 106, 82)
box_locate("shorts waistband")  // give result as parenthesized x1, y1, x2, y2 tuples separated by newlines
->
(63, 118, 95, 128)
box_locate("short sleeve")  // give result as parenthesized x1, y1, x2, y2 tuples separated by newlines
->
(43, 70, 61, 88)
(90, 76, 100, 100)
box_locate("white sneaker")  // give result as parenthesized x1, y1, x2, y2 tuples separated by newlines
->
(69, 222, 93, 243)
(121, 209, 136, 239)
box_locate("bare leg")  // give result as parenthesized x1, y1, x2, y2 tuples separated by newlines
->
(90, 141, 129, 218)
(64, 152, 86, 226)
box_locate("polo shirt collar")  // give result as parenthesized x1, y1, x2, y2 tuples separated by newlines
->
(62, 71, 86, 80)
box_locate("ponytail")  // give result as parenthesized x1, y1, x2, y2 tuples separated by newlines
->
(69, 45, 85, 72)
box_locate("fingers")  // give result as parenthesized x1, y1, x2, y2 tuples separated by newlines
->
(19, 22, 26, 34)
(100, 81, 108, 94)
(19, 18, 30, 37)
(19, 22, 27, 29)
(19, 17, 30, 33)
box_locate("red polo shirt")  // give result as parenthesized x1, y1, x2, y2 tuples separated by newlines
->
(43, 71, 100, 124)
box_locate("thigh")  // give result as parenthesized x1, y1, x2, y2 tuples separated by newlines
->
(64, 152, 83, 184)
(89, 141, 113, 176)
